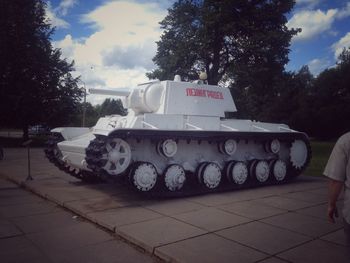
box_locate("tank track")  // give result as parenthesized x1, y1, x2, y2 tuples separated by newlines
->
(85, 129, 312, 198)
(45, 133, 98, 182)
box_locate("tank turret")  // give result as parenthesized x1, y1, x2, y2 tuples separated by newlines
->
(90, 78, 236, 117)
(45, 75, 311, 196)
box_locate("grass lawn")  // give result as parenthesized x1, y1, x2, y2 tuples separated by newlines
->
(304, 140, 335, 177)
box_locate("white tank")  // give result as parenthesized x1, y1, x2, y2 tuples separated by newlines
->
(45, 75, 311, 195)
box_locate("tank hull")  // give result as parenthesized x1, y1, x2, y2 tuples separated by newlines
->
(45, 127, 311, 196)
(45, 78, 312, 196)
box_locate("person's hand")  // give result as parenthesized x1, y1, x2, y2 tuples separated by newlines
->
(327, 203, 339, 223)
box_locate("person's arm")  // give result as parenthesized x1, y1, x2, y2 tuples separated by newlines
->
(327, 178, 344, 223)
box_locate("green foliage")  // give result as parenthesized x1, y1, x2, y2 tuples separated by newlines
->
(68, 99, 127, 127)
(263, 48, 350, 139)
(95, 98, 127, 117)
(148, 0, 299, 88)
(306, 48, 350, 139)
(304, 141, 335, 177)
(0, 0, 82, 139)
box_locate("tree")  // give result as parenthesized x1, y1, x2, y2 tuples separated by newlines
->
(264, 66, 314, 130)
(68, 99, 127, 128)
(0, 0, 82, 139)
(96, 98, 127, 117)
(148, 0, 299, 87)
(307, 48, 350, 139)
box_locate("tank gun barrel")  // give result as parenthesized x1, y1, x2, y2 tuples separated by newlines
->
(89, 88, 131, 97)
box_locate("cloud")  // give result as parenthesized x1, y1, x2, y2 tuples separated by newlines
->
(332, 32, 350, 59)
(55, 34, 77, 58)
(336, 2, 350, 19)
(308, 58, 331, 75)
(288, 2, 350, 42)
(55, 0, 78, 16)
(295, 0, 321, 8)
(54, 1, 167, 105)
(102, 43, 156, 70)
(287, 9, 337, 41)
(46, 2, 70, 29)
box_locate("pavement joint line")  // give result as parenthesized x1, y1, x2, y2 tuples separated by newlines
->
(255, 255, 292, 263)
(317, 235, 350, 248)
(151, 231, 211, 255)
(278, 195, 328, 205)
(253, 198, 328, 212)
(166, 212, 255, 234)
(211, 230, 273, 256)
(257, 211, 344, 238)
(293, 202, 329, 211)
(1, 172, 166, 261)
(3, 159, 345, 262)
(151, 232, 273, 263)
(215, 202, 290, 218)
(213, 228, 315, 258)
(112, 215, 165, 231)
(216, 207, 290, 222)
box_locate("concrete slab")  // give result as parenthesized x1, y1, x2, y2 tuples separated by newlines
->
(88, 206, 163, 231)
(11, 210, 83, 234)
(295, 202, 344, 221)
(258, 257, 289, 263)
(0, 218, 23, 238)
(0, 235, 51, 263)
(0, 235, 35, 254)
(280, 191, 328, 205)
(26, 222, 114, 254)
(48, 239, 156, 263)
(142, 199, 205, 216)
(155, 233, 267, 263)
(0, 178, 18, 189)
(64, 195, 135, 217)
(0, 193, 43, 207)
(255, 196, 314, 211)
(185, 188, 274, 206)
(307, 187, 328, 197)
(24, 178, 75, 195)
(2, 148, 348, 263)
(310, 185, 346, 200)
(45, 187, 112, 205)
(173, 207, 252, 231)
(261, 212, 343, 238)
(277, 239, 350, 263)
(216, 221, 311, 254)
(219, 200, 287, 220)
(320, 229, 349, 247)
(117, 217, 207, 253)
(0, 201, 58, 219)
(0, 187, 31, 197)
(271, 179, 327, 193)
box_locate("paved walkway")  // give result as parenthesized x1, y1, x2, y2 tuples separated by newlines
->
(0, 172, 159, 262)
(0, 148, 349, 263)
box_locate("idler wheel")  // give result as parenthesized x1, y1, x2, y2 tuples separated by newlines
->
(226, 161, 248, 185)
(164, 164, 186, 191)
(290, 140, 308, 169)
(250, 160, 270, 183)
(101, 138, 131, 175)
(197, 162, 222, 189)
(130, 162, 158, 192)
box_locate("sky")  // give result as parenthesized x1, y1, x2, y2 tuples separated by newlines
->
(47, 0, 350, 104)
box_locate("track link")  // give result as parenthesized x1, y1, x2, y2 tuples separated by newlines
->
(84, 130, 312, 197)
(45, 133, 98, 182)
